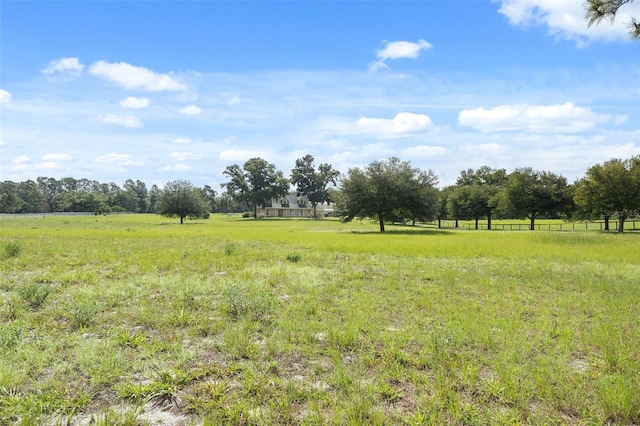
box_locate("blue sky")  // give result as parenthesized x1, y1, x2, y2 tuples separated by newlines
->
(1, 0, 639, 189)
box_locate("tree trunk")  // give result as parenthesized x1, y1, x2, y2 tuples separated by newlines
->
(604, 215, 610, 231)
(475, 217, 479, 230)
(180, 215, 184, 224)
(438, 217, 441, 228)
(618, 214, 625, 233)
(487, 209, 492, 230)
(378, 214, 385, 232)
(312, 203, 317, 219)
(529, 212, 535, 230)
(455, 219, 459, 228)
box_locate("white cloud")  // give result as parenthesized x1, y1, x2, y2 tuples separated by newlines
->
(41, 57, 85, 76)
(462, 143, 504, 155)
(179, 105, 202, 115)
(402, 145, 448, 159)
(458, 102, 611, 133)
(614, 115, 628, 125)
(12, 155, 30, 164)
(493, 0, 640, 44)
(120, 96, 149, 109)
(13, 162, 63, 171)
(369, 39, 432, 72)
(95, 153, 144, 166)
(354, 112, 435, 137)
(171, 137, 192, 145)
(0, 140, 5, 146)
(0, 89, 11, 103)
(171, 151, 202, 161)
(89, 61, 187, 91)
(219, 149, 269, 162)
(102, 114, 143, 128)
(42, 154, 73, 162)
(221, 93, 241, 105)
(158, 164, 192, 172)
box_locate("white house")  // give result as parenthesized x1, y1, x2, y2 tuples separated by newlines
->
(258, 193, 333, 217)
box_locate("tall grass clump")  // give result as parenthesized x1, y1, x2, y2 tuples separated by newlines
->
(17, 282, 51, 309)
(4, 241, 22, 257)
(220, 284, 274, 323)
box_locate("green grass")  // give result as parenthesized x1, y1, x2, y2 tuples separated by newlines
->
(1, 214, 639, 424)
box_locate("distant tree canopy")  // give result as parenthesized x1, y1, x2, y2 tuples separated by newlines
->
(2, 155, 639, 231)
(222, 158, 290, 218)
(156, 180, 210, 224)
(290, 154, 340, 218)
(337, 157, 438, 232)
(574, 156, 640, 232)
(585, 0, 639, 40)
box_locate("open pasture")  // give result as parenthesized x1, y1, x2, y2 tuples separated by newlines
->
(1, 214, 639, 425)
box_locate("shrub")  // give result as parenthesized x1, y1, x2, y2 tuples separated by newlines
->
(286, 252, 301, 263)
(242, 211, 252, 218)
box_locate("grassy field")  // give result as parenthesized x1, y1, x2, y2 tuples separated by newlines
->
(1, 214, 639, 425)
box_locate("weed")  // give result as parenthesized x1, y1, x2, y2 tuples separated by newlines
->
(4, 241, 22, 257)
(17, 282, 51, 309)
(220, 284, 274, 323)
(224, 241, 236, 255)
(286, 252, 301, 263)
(69, 299, 100, 330)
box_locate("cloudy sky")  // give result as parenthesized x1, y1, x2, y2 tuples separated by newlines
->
(1, 0, 639, 189)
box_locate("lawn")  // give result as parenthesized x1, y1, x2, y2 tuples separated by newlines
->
(1, 214, 639, 425)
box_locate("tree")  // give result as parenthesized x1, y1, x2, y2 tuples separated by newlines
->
(201, 185, 219, 213)
(497, 168, 573, 230)
(222, 158, 290, 218)
(449, 167, 508, 230)
(123, 179, 148, 213)
(148, 184, 160, 213)
(574, 156, 640, 233)
(156, 180, 210, 224)
(447, 185, 488, 229)
(290, 154, 340, 218)
(0, 191, 23, 213)
(585, 0, 639, 40)
(337, 157, 438, 232)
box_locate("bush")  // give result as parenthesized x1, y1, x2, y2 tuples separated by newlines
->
(286, 252, 301, 263)
(242, 211, 252, 218)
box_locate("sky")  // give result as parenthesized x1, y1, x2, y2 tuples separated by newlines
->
(1, 0, 639, 189)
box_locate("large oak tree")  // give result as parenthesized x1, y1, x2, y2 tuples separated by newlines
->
(574, 156, 640, 233)
(497, 168, 573, 230)
(156, 180, 210, 224)
(337, 157, 438, 232)
(222, 158, 290, 218)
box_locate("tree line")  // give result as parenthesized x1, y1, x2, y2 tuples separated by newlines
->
(1, 154, 639, 232)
